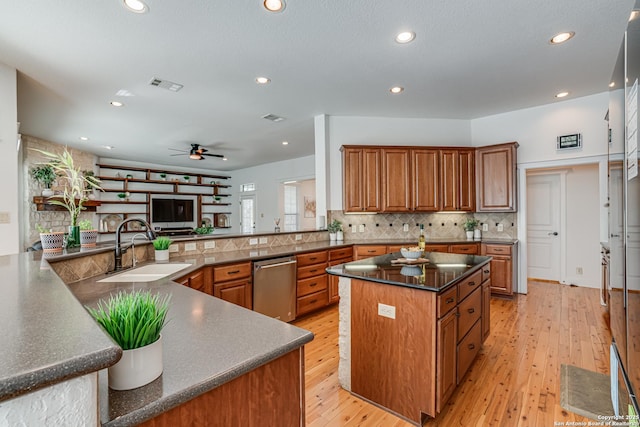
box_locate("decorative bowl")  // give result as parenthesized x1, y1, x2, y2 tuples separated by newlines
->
(400, 248, 423, 259)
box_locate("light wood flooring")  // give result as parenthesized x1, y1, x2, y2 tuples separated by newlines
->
(293, 281, 611, 426)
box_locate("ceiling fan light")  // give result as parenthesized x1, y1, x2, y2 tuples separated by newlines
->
(189, 153, 202, 160)
(264, 0, 285, 12)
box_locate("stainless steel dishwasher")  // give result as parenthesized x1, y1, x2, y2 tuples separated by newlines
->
(253, 256, 297, 322)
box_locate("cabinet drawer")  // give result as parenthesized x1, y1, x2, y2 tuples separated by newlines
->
(438, 286, 458, 318)
(457, 286, 481, 339)
(386, 245, 404, 254)
(481, 262, 491, 282)
(449, 243, 479, 255)
(297, 290, 329, 316)
(457, 270, 482, 301)
(355, 245, 387, 257)
(297, 274, 328, 297)
(457, 320, 482, 382)
(213, 262, 251, 282)
(297, 263, 328, 280)
(484, 244, 512, 256)
(329, 247, 353, 261)
(297, 251, 328, 267)
(424, 244, 449, 253)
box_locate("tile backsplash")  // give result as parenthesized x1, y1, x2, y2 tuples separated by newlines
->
(328, 210, 517, 241)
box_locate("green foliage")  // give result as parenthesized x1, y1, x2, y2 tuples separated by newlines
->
(36, 224, 51, 233)
(327, 219, 342, 233)
(86, 290, 171, 350)
(30, 164, 58, 188)
(194, 225, 213, 234)
(153, 236, 173, 250)
(78, 219, 93, 230)
(463, 218, 479, 231)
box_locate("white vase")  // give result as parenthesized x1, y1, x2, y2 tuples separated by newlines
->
(155, 249, 170, 263)
(80, 230, 98, 247)
(329, 232, 337, 241)
(108, 335, 163, 390)
(336, 230, 344, 241)
(466, 231, 474, 240)
(41, 188, 54, 197)
(40, 232, 65, 252)
(474, 229, 482, 240)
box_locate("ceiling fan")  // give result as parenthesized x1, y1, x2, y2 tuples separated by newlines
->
(169, 144, 225, 160)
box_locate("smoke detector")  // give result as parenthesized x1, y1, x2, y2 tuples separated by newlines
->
(262, 113, 285, 122)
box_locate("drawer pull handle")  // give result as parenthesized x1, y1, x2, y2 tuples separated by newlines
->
(310, 282, 317, 287)
(468, 308, 475, 314)
(310, 269, 318, 273)
(455, 312, 461, 317)
(227, 270, 240, 275)
(484, 269, 490, 274)
(468, 281, 475, 286)
(310, 257, 317, 261)
(468, 343, 475, 350)
(494, 249, 503, 252)
(368, 250, 376, 253)
(310, 299, 317, 304)
(446, 297, 455, 304)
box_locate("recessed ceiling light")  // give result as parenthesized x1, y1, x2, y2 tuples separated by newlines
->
(555, 91, 569, 98)
(550, 32, 575, 44)
(102, 145, 114, 150)
(630, 10, 640, 21)
(110, 101, 124, 107)
(123, 0, 148, 13)
(79, 136, 89, 141)
(609, 81, 616, 88)
(395, 31, 416, 44)
(390, 86, 404, 94)
(256, 77, 271, 84)
(282, 141, 289, 145)
(264, 0, 285, 12)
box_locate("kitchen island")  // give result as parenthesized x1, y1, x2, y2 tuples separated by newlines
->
(327, 251, 492, 425)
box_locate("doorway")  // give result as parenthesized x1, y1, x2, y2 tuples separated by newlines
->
(240, 195, 256, 233)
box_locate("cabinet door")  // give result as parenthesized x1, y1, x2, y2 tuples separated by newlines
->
(381, 148, 411, 212)
(363, 148, 382, 212)
(482, 280, 491, 342)
(489, 256, 512, 296)
(354, 245, 387, 260)
(457, 149, 475, 211)
(214, 278, 252, 309)
(440, 150, 458, 211)
(437, 309, 457, 412)
(342, 147, 381, 212)
(448, 243, 479, 255)
(475, 142, 517, 212)
(412, 149, 440, 211)
(189, 268, 213, 295)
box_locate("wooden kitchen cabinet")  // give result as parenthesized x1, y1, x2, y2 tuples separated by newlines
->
(481, 243, 516, 297)
(381, 148, 411, 212)
(213, 262, 252, 309)
(412, 149, 440, 211)
(342, 146, 381, 213)
(475, 142, 518, 212)
(424, 244, 449, 253)
(296, 250, 328, 316)
(328, 247, 353, 304)
(482, 278, 491, 342)
(176, 267, 213, 295)
(354, 245, 388, 260)
(448, 243, 479, 255)
(440, 149, 475, 211)
(437, 308, 457, 412)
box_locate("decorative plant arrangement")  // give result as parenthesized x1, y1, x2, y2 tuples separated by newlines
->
(159, 173, 167, 181)
(87, 290, 171, 390)
(36, 223, 64, 252)
(78, 219, 98, 247)
(30, 164, 58, 196)
(194, 224, 214, 235)
(328, 219, 343, 241)
(183, 175, 190, 182)
(463, 218, 479, 240)
(153, 236, 173, 262)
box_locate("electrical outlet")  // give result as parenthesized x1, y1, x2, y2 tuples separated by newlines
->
(204, 240, 216, 249)
(205, 256, 216, 263)
(359, 224, 365, 233)
(403, 223, 409, 232)
(185, 242, 196, 251)
(576, 267, 583, 275)
(497, 223, 504, 232)
(378, 303, 396, 319)
(0, 212, 9, 224)
(169, 245, 179, 253)
(259, 237, 268, 244)
(351, 224, 357, 233)
(249, 238, 258, 245)
(295, 234, 302, 241)
(482, 223, 488, 232)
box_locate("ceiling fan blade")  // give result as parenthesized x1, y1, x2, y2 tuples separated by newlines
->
(169, 153, 185, 156)
(168, 148, 187, 152)
(201, 153, 225, 158)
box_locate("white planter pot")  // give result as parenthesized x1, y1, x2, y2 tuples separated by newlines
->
(40, 232, 65, 252)
(474, 229, 482, 240)
(336, 230, 344, 241)
(108, 335, 163, 390)
(466, 231, 474, 240)
(41, 188, 54, 197)
(155, 249, 170, 263)
(329, 232, 337, 241)
(80, 230, 98, 247)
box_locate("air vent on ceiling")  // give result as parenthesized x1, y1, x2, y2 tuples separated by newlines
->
(149, 77, 184, 92)
(262, 113, 285, 122)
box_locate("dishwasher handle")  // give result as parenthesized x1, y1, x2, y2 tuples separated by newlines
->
(255, 260, 297, 270)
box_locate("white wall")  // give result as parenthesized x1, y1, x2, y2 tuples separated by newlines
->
(232, 155, 315, 232)
(0, 63, 19, 255)
(327, 116, 472, 209)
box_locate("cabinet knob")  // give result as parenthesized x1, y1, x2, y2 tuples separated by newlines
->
(468, 343, 475, 350)
(468, 308, 475, 314)
(468, 281, 475, 286)
(484, 269, 490, 274)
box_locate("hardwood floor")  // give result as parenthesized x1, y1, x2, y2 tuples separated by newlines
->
(294, 280, 611, 426)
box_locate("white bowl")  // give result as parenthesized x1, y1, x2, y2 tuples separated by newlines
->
(400, 248, 423, 259)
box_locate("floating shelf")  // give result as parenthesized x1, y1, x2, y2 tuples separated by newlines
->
(33, 196, 101, 212)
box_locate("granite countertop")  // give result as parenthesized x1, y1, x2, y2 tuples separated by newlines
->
(0, 253, 121, 402)
(327, 252, 492, 292)
(67, 276, 313, 427)
(346, 237, 518, 245)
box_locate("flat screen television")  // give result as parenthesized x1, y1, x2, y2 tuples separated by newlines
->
(151, 198, 194, 223)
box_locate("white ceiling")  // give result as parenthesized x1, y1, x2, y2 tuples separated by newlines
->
(0, 0, 634, 171)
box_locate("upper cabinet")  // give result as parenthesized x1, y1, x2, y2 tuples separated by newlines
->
(342, 146, 381, 213)
(381, 148, 411, 211)
(412, 149, 440, 211)
(440, 149, 475, 212)
(475, 142, 518, 212)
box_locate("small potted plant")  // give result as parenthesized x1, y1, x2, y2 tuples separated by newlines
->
(153, 236, 173, 262)
(86, 290, 171, 390)
(37, 224, 64, 253)
(78, 219, 98, 247)
(183, 175, 190, 182)
(30, 164, 58, 197)
(159, 173, 167, 181)
(194, 224, 214, 235)
(463, 218, 479, 240)
(117, 193, 127, 202)
(327, 219, 343, 241)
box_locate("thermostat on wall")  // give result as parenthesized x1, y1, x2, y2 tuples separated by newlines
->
(557, 133, 582, 150)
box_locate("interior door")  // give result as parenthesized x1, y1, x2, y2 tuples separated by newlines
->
(526, 173, 561, 281)
(240, 195, 255, 233)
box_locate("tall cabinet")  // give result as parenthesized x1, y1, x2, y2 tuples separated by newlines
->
(342, 147, 381, 213)
(475, 142, 518, 212)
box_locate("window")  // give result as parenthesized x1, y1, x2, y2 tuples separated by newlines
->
(283, 185, 298, 231)
(240, 195, 255, 233)
(240, 183, 255, 192)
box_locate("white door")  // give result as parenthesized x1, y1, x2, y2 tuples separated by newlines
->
(527, 173, 562, 281)
(240, 195, 256, 233)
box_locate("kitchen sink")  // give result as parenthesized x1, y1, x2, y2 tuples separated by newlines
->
(97, 263, 192, 283)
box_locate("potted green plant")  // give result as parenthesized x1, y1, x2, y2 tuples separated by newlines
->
(463, 218, 479, 240)
(194, 224, 214, 235)
(153, 236, 173, 262)
(83, 170, 99, 199)
(78, 219, 98, 247)
(86, 290, 171, 390)
(159, 173, 167, 181)
(327, 219, 342, 241)
(30, 164, 58, 197)
(183, 175, 190, 182)
(31, 148, 102, 248)
(37, 223, 65, 253)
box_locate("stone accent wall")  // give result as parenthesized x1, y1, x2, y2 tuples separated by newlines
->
(24, 136, 98, 249)
(328, 210, 517, 241)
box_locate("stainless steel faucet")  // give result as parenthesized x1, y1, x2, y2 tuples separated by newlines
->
(130, 233, 151, 268)
(114, 218, 156, 271)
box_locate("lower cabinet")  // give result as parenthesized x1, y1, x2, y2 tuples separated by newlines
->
(212, 262, 252, 309)
(354, 245, 387, 260)
(328, 247, 353, 304)
(296, 250, 328, 317)
(437, 309, 457, 412)
(176, 267, 213, 295)
(481, 243, 517, 296)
